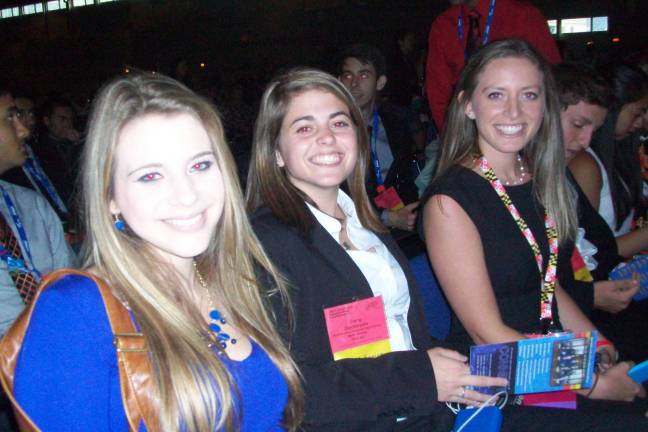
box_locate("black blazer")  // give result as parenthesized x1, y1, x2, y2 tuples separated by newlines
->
(252, 207, 451, 432)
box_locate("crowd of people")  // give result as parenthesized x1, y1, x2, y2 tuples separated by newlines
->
(1, 0, 648, 431)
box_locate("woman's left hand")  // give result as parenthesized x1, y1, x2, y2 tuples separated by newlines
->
(427, 347, 508, 406)
(593, 279, 639, 314)
(585, 362, 646, 401)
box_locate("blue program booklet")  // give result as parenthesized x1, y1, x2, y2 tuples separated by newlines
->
(469, 332, 598, 395)
(608, 255, 648, 301)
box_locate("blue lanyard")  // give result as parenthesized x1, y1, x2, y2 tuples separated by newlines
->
(0, 186, 41, 279)
(22, 144, 68, 215)
(457, 0, 496, 61)
(370, 111, 384, 187)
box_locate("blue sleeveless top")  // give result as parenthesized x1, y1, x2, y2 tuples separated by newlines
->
(14, 274, 289, 431)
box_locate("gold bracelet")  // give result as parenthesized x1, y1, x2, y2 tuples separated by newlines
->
(585, 372, 600, 398)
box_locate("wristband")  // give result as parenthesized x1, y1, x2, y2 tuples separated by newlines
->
(585, 372, 600, 398)
(596, 339, 614, 349)
(596, 339, 618, 362)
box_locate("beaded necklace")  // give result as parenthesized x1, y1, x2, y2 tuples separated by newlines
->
(501, 154, 527, 186)
(477, 156, 559, 334)
(193, 261, 237, 349)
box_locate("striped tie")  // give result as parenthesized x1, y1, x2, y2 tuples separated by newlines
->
(0, 214, 39, 304)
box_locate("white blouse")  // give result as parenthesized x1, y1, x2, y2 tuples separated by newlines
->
(307, 191, 414, 352)
(586, 148, 633, 236)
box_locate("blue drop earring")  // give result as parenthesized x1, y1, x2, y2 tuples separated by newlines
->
(113, 214, 125, 232)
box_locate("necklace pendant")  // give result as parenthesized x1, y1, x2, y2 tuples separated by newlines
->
(208, 308, 235, 350)
(195, 260, 236, 351)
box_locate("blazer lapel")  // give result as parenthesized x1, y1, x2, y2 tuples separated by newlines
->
(309, 221, 375, 300)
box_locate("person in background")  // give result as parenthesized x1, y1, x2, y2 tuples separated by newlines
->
(0, 88, 76, 336)
(2, 95, 39, 189)
(35, 97, 82, 212)
(426, 0, 561, 131)
(387, 29, 422, 111)
(338, 43, 423, 255)
(561, 63, 648, 364)
(1, 94, 72, 231)
(569, 63, 648, 257)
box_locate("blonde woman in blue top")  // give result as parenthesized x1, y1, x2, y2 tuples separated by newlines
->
(13, 74, 303, 431)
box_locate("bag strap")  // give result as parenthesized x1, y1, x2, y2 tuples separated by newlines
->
(0, 270, 47, 432)
(92, 271, 159, 431)
(0, 269, 159, 431)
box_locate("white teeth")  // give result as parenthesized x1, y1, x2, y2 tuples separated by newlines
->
(166, 213, 202, 227)
(496, 125, 523, 135)
(311, 153, 341, 165)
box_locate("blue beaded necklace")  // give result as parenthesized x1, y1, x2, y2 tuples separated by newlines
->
(193, 261, 237, 350)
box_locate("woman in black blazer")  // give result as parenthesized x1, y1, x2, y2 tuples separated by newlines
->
(244, 68, 509, 431)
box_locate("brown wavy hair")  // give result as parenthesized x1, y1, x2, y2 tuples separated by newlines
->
(246, 67, 384, 235)
(434, 39, 577, 242)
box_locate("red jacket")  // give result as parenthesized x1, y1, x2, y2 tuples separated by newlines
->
(426, 0, 561, 130)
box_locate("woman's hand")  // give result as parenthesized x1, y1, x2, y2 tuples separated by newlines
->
(594, 279, 639, 313)
(427, 347, 508, 406)
(585, 362, 645, 402)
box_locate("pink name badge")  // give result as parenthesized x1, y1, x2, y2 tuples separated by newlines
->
(373, 186, 404, 210)
(324, 296, 391, 360)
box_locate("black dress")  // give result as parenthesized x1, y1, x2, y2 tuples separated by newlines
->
(422, 166, 565, 353)
(420, 166, 648, 429)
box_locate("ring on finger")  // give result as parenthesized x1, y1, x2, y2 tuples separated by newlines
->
(459, 386, 466, 398)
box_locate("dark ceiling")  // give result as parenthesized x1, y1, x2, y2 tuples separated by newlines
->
(1, 0, 646, 96)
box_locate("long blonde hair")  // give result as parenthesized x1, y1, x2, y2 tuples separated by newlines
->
(435, 39, 577, 242)
(246, 67, 384, 235)
(80, 73, 302, 431)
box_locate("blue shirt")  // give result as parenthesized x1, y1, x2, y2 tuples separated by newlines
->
(0, 180, 76, 335)
(372, 115, 394, 182)
(14, 274, 289, 431)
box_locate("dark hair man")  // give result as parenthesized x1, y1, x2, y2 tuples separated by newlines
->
(337, 43, 422, 254)
(0, 89, 76, 336)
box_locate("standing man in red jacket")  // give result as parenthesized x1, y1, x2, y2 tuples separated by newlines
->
(426, 0, 561, 130)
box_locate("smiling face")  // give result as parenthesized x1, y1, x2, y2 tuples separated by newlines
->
(561, 101, 608, 161)
(615, 94, 648, 140)
(109, 113, 225, 269)
(276, 89, 357, 205)
(465, 57, 545, 159)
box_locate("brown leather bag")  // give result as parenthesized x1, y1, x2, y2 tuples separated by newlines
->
(0, 269, 159, 431)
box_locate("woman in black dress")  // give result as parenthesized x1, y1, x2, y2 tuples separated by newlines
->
(422, 39, 645, 412)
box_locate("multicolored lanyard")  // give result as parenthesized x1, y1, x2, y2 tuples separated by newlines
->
(0, 185, 41, 280)
(478, 157, 558, 334)
(370, 111, 384, 190)
(457, 0, 496, 61)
